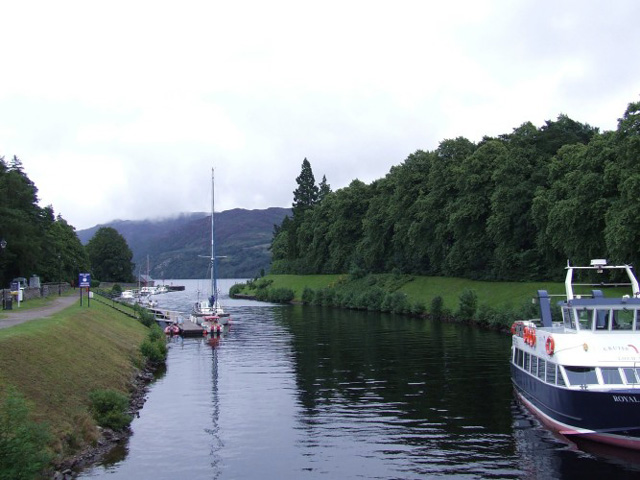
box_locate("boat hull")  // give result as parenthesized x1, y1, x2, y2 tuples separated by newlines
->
(511, 364, 640, 450)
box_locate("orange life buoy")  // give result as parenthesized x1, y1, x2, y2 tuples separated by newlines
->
(545, 336, 555, 356)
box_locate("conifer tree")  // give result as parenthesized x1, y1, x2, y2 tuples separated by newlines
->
(292, 158, 319, 218)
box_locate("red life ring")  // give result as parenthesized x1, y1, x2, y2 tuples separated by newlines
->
(545, 336, 555, 356)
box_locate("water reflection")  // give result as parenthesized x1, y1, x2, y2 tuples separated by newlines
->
(77, 280, 640, 479)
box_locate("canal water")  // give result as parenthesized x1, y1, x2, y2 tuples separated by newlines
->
(78, 279, 640, 479)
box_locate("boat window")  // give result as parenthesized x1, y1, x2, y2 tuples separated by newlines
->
(537, 358, 546, 380)
(613, 309, 634, 330)
(562, 307, 577, 330)
(595, 309, 610, 330)
(516, 348, 523, 367)
(634, 310, 640, 331)
(530, 354, 537, 375)
(523, 352, 530, 372)
(546, 363, 557, 384)
(623, 368, 639, 384)
(600, 367, 623, 385)
(576, 308, 591, 331)
(563, 366, 599, 386)
(557, 368, 566, 386)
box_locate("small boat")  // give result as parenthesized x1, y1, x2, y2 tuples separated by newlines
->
(120, 290, 135, 300)
(191, 168, 231, 327)
(202, 315, 223, 335)
(511, 259, 640, 450)
(164, 323, 182, 335)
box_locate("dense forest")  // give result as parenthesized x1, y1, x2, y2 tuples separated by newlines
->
(0, 156, 90, 287)
(271, 100, 640, 281)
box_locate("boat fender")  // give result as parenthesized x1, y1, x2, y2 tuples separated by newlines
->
(545, 336, 555, 356)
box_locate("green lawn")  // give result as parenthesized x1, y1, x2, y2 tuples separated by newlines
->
(241, 273, 566, 311)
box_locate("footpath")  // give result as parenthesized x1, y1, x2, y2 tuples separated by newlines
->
(0, 294, 79, 329)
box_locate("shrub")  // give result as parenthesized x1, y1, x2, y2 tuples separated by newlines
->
(384, 292, 410, 314)
(302, 287, 315, 305)
(140, 338, 167, 364)
(140, 324, 168, 365)
(148, 324, 164, 342)
(457, 288, 478, 321)
(360, 287, 384, 311)
(430, 296, 444, 320)
(268, 288, 295, 304)
(411, 300, 426, 316)
(321, 288, 336, 306)
(134, 305, 155, 327)
(0, 387, 52, 480)
(229, 283, 244, 297)
(88, 389, 132, 432)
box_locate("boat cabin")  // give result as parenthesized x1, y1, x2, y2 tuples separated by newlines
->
(559, 295, 640, 332)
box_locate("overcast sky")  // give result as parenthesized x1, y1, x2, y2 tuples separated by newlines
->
(1, 0, 638, 230)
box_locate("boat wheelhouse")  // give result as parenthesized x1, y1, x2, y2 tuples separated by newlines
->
(511, 259, 640, 450)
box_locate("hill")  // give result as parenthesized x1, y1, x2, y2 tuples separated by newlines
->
(77, 208, 290, 279)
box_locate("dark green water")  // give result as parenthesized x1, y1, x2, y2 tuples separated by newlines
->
(77, 280, 640, 479)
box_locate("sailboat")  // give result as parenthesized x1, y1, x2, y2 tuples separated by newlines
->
(191, 168, 231, 332)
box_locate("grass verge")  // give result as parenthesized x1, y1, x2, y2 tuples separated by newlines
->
(235, 273, 565, 310)
(0, 299, 148, 461)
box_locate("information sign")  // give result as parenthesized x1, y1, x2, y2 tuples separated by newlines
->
(79, 273, 91, 288)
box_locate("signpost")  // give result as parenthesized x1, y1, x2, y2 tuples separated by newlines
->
(79, 273, 91, 306)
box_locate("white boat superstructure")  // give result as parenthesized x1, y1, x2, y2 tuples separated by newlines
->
(510, 259, 640, 450)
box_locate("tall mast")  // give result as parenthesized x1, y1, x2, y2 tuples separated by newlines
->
(211, 168, 218, 305)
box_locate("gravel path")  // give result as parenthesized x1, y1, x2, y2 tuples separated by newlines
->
(0, 294, 79, 329)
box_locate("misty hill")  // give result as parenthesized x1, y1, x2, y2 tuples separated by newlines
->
(77, 208, 290, 279)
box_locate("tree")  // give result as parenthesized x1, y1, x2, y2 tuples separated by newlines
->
(292, 158, 319, 218)
(40, 215, 90, 283)
(604, 101, 640, 266)
(0, 156, 45, 283)
(318, 175, 332, 202)
(86, 227, 135, 282)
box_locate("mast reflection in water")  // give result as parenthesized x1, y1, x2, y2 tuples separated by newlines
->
(78, 279, 640, 479)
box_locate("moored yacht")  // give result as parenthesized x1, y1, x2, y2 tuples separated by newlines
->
(190, 168, 231, 330)
(511, 259, 640, 450)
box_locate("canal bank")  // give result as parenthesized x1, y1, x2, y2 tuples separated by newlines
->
(231, 273, 565, 331)
(0, 297, 152, 477)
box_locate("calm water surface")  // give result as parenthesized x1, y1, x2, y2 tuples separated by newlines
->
(78, 279, 640, 479)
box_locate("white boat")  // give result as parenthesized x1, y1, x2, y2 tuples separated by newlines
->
(511, 259, 640, 450)
(120, 290, 135, 300)
(191, 168, 231, 328)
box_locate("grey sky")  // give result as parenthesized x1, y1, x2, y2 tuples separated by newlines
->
(1, 0, 638, 230)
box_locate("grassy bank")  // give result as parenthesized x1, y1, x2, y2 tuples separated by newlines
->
(237, 273, 564, 310)
(0, 299, 148, 462)
(233, 273, 567, 329)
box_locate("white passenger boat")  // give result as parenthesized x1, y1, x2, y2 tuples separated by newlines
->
(511, 259, 640, 450)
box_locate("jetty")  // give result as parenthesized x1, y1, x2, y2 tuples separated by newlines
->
(148, 307, 204, 336)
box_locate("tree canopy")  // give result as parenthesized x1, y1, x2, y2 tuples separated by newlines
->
(271, 101, 640, 281)
(0, 156, 89, 286)
(85, 227, 135, 282)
